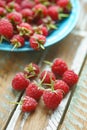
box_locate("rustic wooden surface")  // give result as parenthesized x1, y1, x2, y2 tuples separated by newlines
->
(0, 0, 87, 130)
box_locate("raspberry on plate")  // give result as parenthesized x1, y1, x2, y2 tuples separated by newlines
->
(10, 34, 25, 49)
(63, 70, 78, 88)
(43, 89, 63, 110)
(54, 80, 69, 95)
(12, 72, 30, 91)
(26, 82, 44, 101)
(17, 22, 34, 38)
(22, 96, 38, 112)
(7, 11, 22, 25)
(0, 18, 13, 40)
(29, 34, 46, 50)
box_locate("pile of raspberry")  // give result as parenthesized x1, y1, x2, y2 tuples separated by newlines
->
(0, 0, 72, 50)
(12, 58, 78, 112)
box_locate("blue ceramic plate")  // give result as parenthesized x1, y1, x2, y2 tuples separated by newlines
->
(0, 0, 80, 52)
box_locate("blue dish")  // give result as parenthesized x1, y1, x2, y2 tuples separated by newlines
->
(0, 0, 80, 52)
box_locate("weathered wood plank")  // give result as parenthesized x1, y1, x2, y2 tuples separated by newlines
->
(59, 58, 87, 130)
(6, 34, 86, 130)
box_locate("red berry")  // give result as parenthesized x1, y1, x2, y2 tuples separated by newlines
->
(21, 8, 33, 22)
(34, 25, 48, 36)
(40, 70, 56, 84)
(12, 72, 30, 91)
(48, 6, 59, 21)
(54, 80, 69, 95)
(10, 34, 25, 48)
(0, 7, 6, 17)
(21, 0, 35, 9)
(33, 4, 48, 18)
(51, 58, 68, 77)
(7, 12, 22, 25)
(63, 70, 78, 87)
(24, 63, 40, 79)
(0, 0, 5, 7)
(17, 22, 34, 38)
(57, 0, 69, 8)
(0, 18, 13, 39)
(26, 82, 44, 101)
(22, 96, 38, 112)
(43, 89, 63, 110)
(6, 2, 21, 12)
(29, 34, 46, 50)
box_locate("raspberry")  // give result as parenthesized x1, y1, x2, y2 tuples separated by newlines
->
(21, 8, 33, 22)
(26, 82, 44, 101)
(0, 0, 5, 8)
(57, 0, 69, 8)
(63, 70, 78, 87)
(7, 11, 22, 25)
(24, 63, 40, 79)
(33, 4, 48, 18)
(29, 34, 46, 50)
(10, 34, 25, 49)
(43, 89, 63, 110)
(21, 0, 35, 9)
(0, 7, 6, 17)
(48, 6, 59, 21)
(6, 2, 21, 12)
(40, 70, 56, 84)
(0, 18, 13, 39)
(51, 58, 68, 77)
(22, 96, 38, 112)
(54, 80, 69, 95)
(12, 72, 30, 91)
(17, 22, 34, 38)
(33, 25, 48, 36)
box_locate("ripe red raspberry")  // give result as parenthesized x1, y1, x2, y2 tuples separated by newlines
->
(57, 0, 69, 8)
(33, 25, 48, 36)
(10, 34, 25, 49)
(29, 34, 46, 50)
(6, 2, 21, 12)
(48, 6, 59, 21)
(0, 0, 5, 7)
(22, 96, 38, 112)
(63, 70, 78, 88)
(33, 4, 48, 18)
(0, 7, 6, 17)
(21, 8, 33, 22)
(0, 18, 13, 39)
(21, 0, 35, 9)
(17, 22, 34, 38)
(43, 89, 63, 110)
(51, 58, 68, 77)
(40, 70, 56, 84)
(37, 16, 56, 31)
(7, 12, 22, 25)
(12, 72, 30, 91)
(26, 82, 44, 101)
(24, 63, 40, 79)
(54, 80, 69, 95)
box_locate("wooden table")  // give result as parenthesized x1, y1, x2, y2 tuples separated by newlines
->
(0, 0, 87, 130)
